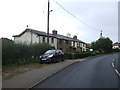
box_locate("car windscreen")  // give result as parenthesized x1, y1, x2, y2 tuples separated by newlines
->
(45, 50, 56, 54)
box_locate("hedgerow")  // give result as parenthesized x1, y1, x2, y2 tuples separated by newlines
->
(2, 43, 52, 66)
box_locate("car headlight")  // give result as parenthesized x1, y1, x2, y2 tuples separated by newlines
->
(48, 54, 53, 58)
(39, 56, 41, 58)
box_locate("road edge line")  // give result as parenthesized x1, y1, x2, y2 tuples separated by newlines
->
(111, 57, 120, 77)
(115, 69, 120, 77)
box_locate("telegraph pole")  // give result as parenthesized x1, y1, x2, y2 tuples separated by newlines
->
(47, 0, 50, 44)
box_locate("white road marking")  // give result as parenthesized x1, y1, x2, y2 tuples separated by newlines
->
(112, 62, 114, 67)
(111, 57, 120, 77)
(112, 59, 114, 62)
(115, 69, 120, 77)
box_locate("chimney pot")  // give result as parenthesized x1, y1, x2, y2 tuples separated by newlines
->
(52, 30, 57, 35)
(73, 35, 77, 39)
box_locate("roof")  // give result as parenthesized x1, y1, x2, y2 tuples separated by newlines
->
(113, 42, 120, 46)
(13, 28, 86, 43)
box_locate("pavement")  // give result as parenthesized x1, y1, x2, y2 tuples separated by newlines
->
(2, 59, 86, 89)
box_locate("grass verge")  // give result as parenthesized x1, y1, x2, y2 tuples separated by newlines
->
(3, 63, 49, 80)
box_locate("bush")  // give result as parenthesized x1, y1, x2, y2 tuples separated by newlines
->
(64, 53, 73, 59)
(2, 43, 52, 66)
(112, 48, 120, 52)
(64, 52, 92, 59)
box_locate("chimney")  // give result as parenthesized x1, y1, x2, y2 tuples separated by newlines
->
(52, 30, 57, 35)
(73, 35, 77, 39)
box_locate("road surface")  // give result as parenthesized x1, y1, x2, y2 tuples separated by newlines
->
(33, 53, 119, 88)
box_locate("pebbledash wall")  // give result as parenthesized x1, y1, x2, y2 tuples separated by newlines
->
(13, 28, 87, 52)
(14, 32, 58, 49)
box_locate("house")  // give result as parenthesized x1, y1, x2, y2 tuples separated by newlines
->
(113, 42, 120, 49)
(13, 28, 87, 52)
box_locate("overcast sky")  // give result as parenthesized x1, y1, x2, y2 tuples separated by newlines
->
(0, 0, 119, 43)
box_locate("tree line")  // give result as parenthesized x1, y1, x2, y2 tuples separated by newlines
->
(91, 37, 119, 53)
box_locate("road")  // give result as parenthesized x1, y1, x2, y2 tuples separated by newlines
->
(33, 53, 119, 88)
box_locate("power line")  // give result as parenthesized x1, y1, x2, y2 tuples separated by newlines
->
(52, 0, 100, 31)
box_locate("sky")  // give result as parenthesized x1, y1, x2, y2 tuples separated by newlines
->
(0, 0, 119, 43)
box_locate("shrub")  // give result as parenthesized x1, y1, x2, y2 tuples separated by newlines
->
(64, 52, 92, 59)
(2, 43, 52, 66)
(64, 53, 73, 59)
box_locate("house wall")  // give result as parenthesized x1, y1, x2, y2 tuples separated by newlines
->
(48, 37, 57, 49)
(14, 32, 58, 49)
(113, 46, 120, 49)
(57, 39, 70, 52)
(71, 41, 73, 46)
(14, 31, 31, 44)
(32, 33, 39, 44)
(39, 36, 42, 43)
(75, 42, 77, 48)
(82, 44, 86, 51)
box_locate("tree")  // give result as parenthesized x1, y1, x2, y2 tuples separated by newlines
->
(91, 37, 113, 53)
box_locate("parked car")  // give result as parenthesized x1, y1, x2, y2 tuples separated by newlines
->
(39, 49, 64, 64)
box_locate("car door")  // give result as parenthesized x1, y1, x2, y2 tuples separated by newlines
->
(55, 50, 60, 62)
(57, 50, 62, 61)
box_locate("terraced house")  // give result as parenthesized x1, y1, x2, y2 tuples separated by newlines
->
(13, 28, 87, 52)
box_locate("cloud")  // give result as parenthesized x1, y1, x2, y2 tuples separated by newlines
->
(0, 0, 118, 43)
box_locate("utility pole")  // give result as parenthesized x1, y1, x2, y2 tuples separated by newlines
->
(47, 0, 50, 44)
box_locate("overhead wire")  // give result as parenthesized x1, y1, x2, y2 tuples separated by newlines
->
(52, 0, 100, 31)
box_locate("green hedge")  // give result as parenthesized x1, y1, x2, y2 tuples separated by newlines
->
(64, 52, 91, 59)
(64, 51, 101, 60)
(2, 43, 52, 66)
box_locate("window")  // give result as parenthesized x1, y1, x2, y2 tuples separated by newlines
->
(51, 38, 54, 43)
(77, 42, 79, 47)
(66, 40, 69, 44)
(59, 39, 62, 44)
(73, 41, 75, 47)
(45, 50, 56, 54)
(43, 36, 45, 42)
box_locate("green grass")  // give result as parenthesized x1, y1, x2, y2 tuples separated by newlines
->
(3, 63, 49, 80)
(3, 71, 25, 80)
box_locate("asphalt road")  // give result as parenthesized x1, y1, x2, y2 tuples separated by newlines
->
(33, 53, 119, 88)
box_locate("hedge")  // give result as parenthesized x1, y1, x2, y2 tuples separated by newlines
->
(64, 51, 101, 60)
(64, 52, 91, 59)
(2, 43, 52, 66)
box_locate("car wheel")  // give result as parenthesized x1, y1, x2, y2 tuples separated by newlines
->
(61, 57, 64, 61)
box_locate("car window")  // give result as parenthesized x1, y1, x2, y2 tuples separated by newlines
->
(59, 50, 64, 54)
(45, 50, 55, 54)
(55, 50, 59, 54)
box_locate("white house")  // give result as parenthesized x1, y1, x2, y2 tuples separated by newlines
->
(13, 28, 87, 52)
(113, 42, 120, 49)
